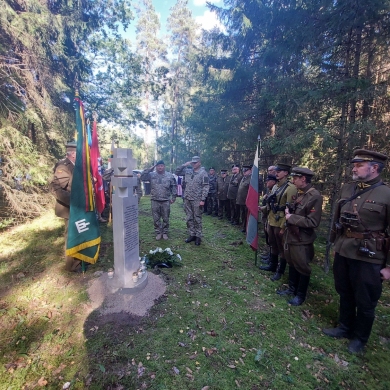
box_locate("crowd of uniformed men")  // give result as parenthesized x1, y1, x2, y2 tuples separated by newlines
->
(51, 145, 390, 355)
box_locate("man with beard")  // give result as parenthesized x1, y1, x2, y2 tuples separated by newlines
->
(323, 149, 390, 354)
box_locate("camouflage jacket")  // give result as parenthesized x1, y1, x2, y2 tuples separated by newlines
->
(208, 174, 217, 195)
(175, 165, 209, 201)
(141, 170, 177, 201)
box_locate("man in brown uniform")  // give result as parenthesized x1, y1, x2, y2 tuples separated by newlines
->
(50, 141, 81, 272)
(216, 169, 230, 220)
(279, 167, 323, 306)
(227, 164, 242, 225)
(259, 163, 296, 281)
(236, 165, 252, 233)
(323, 149, 390, 354)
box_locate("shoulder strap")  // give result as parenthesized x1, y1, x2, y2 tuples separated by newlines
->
(339, 181, 385, 208)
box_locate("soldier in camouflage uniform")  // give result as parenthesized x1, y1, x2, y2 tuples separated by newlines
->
(50, 141, 81, 272)
(323, 149, 390, 354)
(227, 164, 243, 225)
(216, 169, 230, 220)
(236, 165, 252, 233)
(206, 167, 218, 216)
(141, 160, 177, 240)
(176, 156, 209, 246)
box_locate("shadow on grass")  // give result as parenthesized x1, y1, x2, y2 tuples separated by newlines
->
(0, 223, 65, 298)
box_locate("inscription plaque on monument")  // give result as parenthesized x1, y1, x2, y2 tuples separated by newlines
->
(111, 147, 147, 290)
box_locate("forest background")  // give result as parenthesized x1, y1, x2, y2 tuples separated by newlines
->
(1, 0, 390, 229)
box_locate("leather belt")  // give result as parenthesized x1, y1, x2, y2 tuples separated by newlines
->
(345, 229, 382, 239)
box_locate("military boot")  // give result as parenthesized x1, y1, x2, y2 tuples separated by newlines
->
(271, 258, 287, 281)
(259, 254, 278, 272)
(195, 237, 201, 246)
(322, 325, 352, 339)
(277, 265, 299, 296)
(288, 274, 310, 306)
(185, 236, 196, 243)
(156, 233, 162, 240)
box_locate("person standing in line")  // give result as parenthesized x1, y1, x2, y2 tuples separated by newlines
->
(259, 163, 296, 281)
(50, 141, 81, 272)
(176, 156, 209, 246)
(322, 149, 390, 354)
(206, 167, 218, 216)
(259, 174, 278, 264)
(236, 164, 252, 233)
(227, 164, 242, 225)
(216, 169, 230, 220)
(278, 167, 323, 306)
(141, 160, 177, 240)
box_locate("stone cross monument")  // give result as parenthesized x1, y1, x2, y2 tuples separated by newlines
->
(111, 147, 147, 291)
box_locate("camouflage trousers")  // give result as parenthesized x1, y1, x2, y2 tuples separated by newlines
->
(151, 200, 171, 234)
(206, 194, 218, 215)
(184, 199, 203, 237)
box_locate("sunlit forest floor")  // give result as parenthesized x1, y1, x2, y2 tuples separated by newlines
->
(1, 197, 390, 389)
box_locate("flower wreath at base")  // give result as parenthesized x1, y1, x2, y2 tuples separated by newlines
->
(145, 247, 182, 268)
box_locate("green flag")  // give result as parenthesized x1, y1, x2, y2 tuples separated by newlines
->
(66, 92, 101, 263)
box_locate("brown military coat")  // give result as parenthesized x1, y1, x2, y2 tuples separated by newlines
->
(227, 173, 243, 200)
(50, 158, 74, 219)
(331, 176, 390, 265)
(285, 184, 323, 245)
(236, 175, 250, 205)
(216, 175, 230, 200)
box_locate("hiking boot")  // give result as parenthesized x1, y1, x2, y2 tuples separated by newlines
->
(195, 237, 201, 246)
(156, 234, 162, 240)
(270, 272, 282, 281)
(162, 234, 169, 240)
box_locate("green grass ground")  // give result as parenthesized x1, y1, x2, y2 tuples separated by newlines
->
(1, 197, 390, 389)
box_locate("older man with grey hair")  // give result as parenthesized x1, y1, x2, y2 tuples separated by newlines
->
(176, 156, 209, 246)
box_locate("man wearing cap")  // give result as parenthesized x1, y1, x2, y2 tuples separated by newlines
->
(141, 160, 177, 240)
(227, 164, 243, 225)
(176, 156, 209, 245)
(217, 169, 230, 220)
(236, 165, 252, 233)
(260, 163, 296, 281)
(50, 141, 81, 272)
(206, 167, 218, 216)
(278, 167, 323, 306)
(259, 174, 278, 263)
(323, 149, 390, 354)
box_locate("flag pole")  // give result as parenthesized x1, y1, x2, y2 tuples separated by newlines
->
(255, 134, 262, 266)
(73, 74, 86, 275)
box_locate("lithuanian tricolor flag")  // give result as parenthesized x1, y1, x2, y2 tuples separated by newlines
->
(66, 93, 101, 263)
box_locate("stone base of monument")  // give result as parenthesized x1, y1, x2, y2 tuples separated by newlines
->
(104, 271, 148, 294)
(87, 271, 166, 317)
